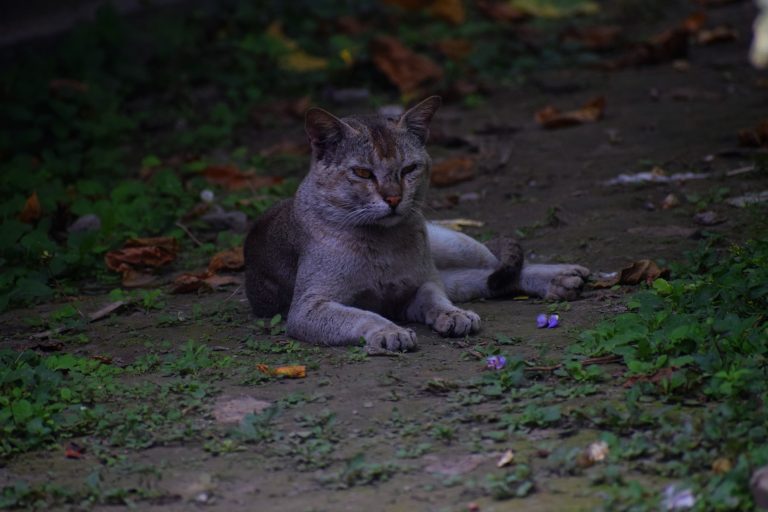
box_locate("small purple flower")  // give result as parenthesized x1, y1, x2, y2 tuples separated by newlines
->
(547, 314, 560, 329)
(536, 313, 548, 328)
(486, 355, 507, 370)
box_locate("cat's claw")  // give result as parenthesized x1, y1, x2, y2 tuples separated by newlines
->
(365, 326, 417, 352)
(431, 308, 481, 337)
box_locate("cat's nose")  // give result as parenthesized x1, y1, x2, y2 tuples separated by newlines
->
(384, 195, 401, 208)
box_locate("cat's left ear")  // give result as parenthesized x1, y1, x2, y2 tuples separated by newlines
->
(398, 96, 442, 144)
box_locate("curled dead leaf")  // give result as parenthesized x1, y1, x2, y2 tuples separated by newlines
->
(256, 364, 306, 378)
(475, 0, 528, 23)
(65, 442, 85, 459)
(576, 440, 609, 468)
(105, 237, 179, 272)
(171, 272, 241, 294)
(591, 259, 669, 288)
(497, 450, 515, 467)
(738, 120, 768, 148)
(604, 28, 689, 69)
(535, 97, 605, 129)
(560, 25, 622, 51)
(434, 39, 473, 61)
(208, 247, 244, 273)
(696, 26, 738, 45)
(431, 156, 476, 187)
(371, 36, 443, 95)
(202, 164, 284, 191)
(712, 457, 733, 474)
(18, 191, 42, 223)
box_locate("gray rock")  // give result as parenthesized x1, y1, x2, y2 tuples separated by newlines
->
(68, 214, 101, 234)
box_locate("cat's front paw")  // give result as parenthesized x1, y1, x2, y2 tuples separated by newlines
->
(431, 308, 481, 337)
(365, 326, 417, 352)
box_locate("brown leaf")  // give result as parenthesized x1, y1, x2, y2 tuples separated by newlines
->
(208, 247, 244, 273)
(19, 191, 42, 223)
(49, 79, 89, 94)
(623, 367, 678, 387)
(434, 39, 473, 61)
(738, 120, 768, 148)
(371, 36, 444, 95)
(605, 28, 689, 69)
(682, 12, 708, 34)
(430, 156, 476, 187)
(535, 96, 606, 129)
(105, 237, 179, 272)
(383, 0, 465, 24)
(696, 26, 738, 45)
(560, 25, 622, 51)
(202, 164, 284, 191)
(619, 259, 669, 285)
(65, 442, 85, 459)
(475, 0, 528, 23)
(171, 272, 241, 294)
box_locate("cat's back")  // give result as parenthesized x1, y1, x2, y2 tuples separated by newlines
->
(244, 199, 303, 316)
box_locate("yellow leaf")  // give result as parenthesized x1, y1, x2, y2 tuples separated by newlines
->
(265, 22, 328, 73)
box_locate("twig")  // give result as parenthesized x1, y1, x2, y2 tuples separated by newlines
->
(175, 221, 204, 247)
(524, 354, 623, 373)
(31, 299, 132, 339)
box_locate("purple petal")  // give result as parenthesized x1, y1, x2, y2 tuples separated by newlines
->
(486, 355, 507, 370)
(536, 313, 548, 328)
(547, 314, 560, 329)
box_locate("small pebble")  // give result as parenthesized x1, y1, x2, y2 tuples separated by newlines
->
(200, 189, 215, 203)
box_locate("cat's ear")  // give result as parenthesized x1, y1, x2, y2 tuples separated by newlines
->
(305, 108, 351, 159)
(398, 96, 442, 144)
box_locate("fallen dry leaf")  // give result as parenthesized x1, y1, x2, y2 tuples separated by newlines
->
(475, 0, 528, 23)
(49, 78, 89, 94)
(712, 457, 733, 474)
(738, 120, 768, 148)
(497, 450, 515, 468)
(619, 259, 669, 285)
(623, 366, 679, 388)
(256, 364, 306, 379)
(535, 96, 605, 129)
(560, 25, 622, 51)
(681, 12, 708, 34)
(592, 259, 670, 288)
(121, 269, 160, 288)
(431, 156, 476, 187)
(696, 25, 738, 45)
(371, 36, 444, 96)
(202, 164, 283, 191)
(383, 0, 466, 24)
(171, 272, 241, 294)
(576, 440, 609, 468)
(661, 193, 682, 209)
(208, 247, 244, 273)
(65, 442, 85, 459)
(18, 191, 42, 223)
(434, 39, 473, 61)
(105, 237, 179, 273)
(604, 27, 689, 68)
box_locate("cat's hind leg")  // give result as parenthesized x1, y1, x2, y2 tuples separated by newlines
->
(427, 223, 523, 302)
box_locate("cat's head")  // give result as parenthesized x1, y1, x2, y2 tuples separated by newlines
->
(302, 96, 441, 228)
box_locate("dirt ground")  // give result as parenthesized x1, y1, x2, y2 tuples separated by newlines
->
(2, 2, 768, 511)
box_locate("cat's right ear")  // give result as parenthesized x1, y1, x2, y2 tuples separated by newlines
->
(305, 108, 349, 160)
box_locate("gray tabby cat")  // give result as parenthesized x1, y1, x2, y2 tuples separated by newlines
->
(244, 96, 588, 352)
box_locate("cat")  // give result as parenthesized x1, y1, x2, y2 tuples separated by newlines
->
(244, 96, 589, 352)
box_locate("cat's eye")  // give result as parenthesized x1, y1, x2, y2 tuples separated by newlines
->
(352, 167, 374, 179)
(402, 164, 418, 175)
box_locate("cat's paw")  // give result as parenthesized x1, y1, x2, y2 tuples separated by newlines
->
(365, 326, 417, 352)
(521, 264, 589, 300)
(431, 308, 481, 337)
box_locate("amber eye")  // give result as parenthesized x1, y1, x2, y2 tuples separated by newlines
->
(402, 164, 418, 175)
(352, 167, 374, 179)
